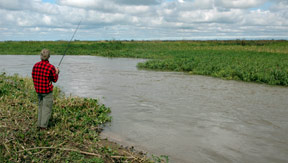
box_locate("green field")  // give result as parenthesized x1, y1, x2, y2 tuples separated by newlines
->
(0, 40, 288, 86)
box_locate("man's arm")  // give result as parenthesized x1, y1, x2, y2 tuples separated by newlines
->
(51, 66, 59, 83)
(55, 67, 59, 75)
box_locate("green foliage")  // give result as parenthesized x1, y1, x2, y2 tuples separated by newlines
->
(152, 155, 169, 163)
(1, 40, 288, 86)
(65, 152, 104, 163)
(0, 73, 110, 162)
(137, 50, 288, 86)
(0, 73, 153, 162)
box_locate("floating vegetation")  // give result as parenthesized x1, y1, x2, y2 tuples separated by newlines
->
(137, 51, 288, 86)
(0, 73, 161, 162)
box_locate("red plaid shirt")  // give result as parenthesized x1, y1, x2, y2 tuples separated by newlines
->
(32, 60, 58, 94)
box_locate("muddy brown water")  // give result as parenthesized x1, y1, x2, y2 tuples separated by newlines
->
(1, 55, 288, 163)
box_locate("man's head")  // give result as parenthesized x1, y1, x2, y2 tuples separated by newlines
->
(40, 49, 50, 61)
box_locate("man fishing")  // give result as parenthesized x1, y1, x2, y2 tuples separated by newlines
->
(32, 49, 59, 129)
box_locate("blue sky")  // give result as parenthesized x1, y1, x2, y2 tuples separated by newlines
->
(251, 1, 273, 10)
(0, 0, 287, 41)
(42, 0, 55, 3)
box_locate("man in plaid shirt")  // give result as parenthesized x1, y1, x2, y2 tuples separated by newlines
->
(32, 49, 59, 129)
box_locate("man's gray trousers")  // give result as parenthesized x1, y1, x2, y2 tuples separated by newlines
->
(37, 92, 53, 128)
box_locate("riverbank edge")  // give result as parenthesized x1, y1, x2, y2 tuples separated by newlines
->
(0, 73, 166, 162)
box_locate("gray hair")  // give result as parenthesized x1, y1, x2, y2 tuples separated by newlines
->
(40, 49, 50, 61)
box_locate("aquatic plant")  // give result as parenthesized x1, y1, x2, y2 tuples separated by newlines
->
(0, 73, 157, 162)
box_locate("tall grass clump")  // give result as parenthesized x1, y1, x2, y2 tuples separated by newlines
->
(0, 73, 156, 162)
(138, 51, 288, 86)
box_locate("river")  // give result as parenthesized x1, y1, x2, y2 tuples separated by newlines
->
(1, 55, 288, 163)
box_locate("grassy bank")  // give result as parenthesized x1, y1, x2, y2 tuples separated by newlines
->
(0, 40, 288, 86)
(0, 73, 166, 162)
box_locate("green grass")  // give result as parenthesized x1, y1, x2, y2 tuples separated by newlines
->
(0, 73, 155, 162)
(0, 40, 288, 86)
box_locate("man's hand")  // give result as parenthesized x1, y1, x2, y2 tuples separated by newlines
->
(56, 67, 60, 75)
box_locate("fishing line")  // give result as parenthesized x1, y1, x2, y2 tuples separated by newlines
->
(58, 20, 82, 68)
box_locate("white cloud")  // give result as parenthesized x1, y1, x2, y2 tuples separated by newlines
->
(191, 0, 214, 9)
(57, 0, 161, 7)
(43, 15, 52, 25)
(0, 0, 32, 10)
(215, 0, 268, 9)
(0, 0, 287, 40)
(57, 0, 103, 9)
(112, 0, 161, 6)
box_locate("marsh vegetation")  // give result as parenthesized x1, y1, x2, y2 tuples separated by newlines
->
(1, 40, 287, 86)
(0, 73, 165, 162)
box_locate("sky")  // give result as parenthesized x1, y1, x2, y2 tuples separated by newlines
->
(0, 0, 287, 41)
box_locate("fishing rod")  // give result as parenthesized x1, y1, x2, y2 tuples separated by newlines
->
(58, 20, 82, 67)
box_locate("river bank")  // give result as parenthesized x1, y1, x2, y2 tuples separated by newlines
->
(0, 40, 287, 86)
(0, 73, 165, 162)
